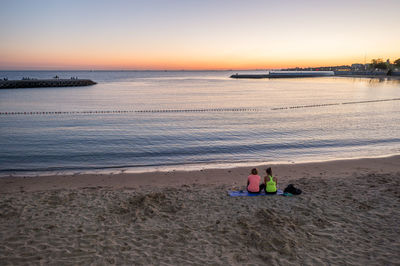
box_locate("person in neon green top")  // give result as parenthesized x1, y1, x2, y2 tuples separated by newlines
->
(264, 167, 277, 194)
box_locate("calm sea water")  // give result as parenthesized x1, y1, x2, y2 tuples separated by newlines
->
(0, 71, 399, 176)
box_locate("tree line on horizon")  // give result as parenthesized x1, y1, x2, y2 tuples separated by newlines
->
(370, 58, 400, 70)
(282, 58, 400, 72)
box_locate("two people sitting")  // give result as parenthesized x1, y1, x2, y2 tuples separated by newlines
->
(247, 167, 277, 194)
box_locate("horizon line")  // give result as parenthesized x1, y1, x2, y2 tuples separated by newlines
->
(0, 69, 276, 72)
(0, 65, 361, 72)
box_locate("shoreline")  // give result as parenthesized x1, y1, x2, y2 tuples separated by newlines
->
(1, 154, 399, 193)
(2, 153, 399, 179)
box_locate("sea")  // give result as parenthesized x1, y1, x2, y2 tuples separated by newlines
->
(0, 70, 399, 176)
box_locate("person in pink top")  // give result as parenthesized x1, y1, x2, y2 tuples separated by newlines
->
(247, 168, 266, 193)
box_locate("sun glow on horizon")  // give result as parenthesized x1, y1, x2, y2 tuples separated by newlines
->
(1, 0, 399, 70)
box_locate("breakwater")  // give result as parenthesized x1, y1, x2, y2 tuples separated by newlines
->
(231, 71, 334, 79)
(0, 79, 96, 89)
(230, 74, 270, 79)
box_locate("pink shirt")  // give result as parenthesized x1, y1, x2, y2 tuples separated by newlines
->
(247, 174, 261, 192)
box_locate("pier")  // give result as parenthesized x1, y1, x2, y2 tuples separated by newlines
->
(230, 71, 334, 79)
(0, 79, 97, 89)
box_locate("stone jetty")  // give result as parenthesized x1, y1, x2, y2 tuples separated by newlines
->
(231, 71, 334, 79)
(230, 74, 270, 79)
(0, 79, 96, 89)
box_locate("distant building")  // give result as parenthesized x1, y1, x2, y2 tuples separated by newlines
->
(281, 65, 351, 71)
(351, 63, 366, 71)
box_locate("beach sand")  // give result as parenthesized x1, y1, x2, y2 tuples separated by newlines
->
(1, 156, 399, 265)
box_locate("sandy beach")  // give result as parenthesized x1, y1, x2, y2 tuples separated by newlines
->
(1, 156, 399, 265)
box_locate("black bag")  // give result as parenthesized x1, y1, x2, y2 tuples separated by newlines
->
(284, 184, 302, 195)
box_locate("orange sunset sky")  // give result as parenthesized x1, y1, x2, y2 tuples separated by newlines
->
(1, 0, 399, 70)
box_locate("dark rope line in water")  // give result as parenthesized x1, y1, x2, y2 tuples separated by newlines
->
(1, 98, 399, 116)
(270, 97, 400, 111)
(341, 98, 400, 105)
(0, 108, 258, 116)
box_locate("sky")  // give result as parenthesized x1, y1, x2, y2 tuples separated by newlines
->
(0, 0, 399, 70)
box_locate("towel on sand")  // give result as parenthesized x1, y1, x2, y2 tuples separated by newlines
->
(228, 189, 283, 197)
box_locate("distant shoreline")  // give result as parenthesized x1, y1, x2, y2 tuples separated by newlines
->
(231, 71, 400, 79)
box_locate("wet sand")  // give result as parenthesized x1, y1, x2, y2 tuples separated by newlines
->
(1, 156, 399, 265)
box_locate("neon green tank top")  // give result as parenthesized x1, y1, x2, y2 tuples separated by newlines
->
(266, 175, 277, 193)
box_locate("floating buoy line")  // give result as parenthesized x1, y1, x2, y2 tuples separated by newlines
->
(0, 108, 258, 116)
(0, 98, 398, 116)
(271, 98, 400, 111)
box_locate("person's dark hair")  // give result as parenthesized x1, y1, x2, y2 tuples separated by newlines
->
(266, 167, 272, 176)
(251, 168, 258, 175)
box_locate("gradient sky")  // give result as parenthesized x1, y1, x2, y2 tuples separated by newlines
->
(1, 0, 399, 70)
